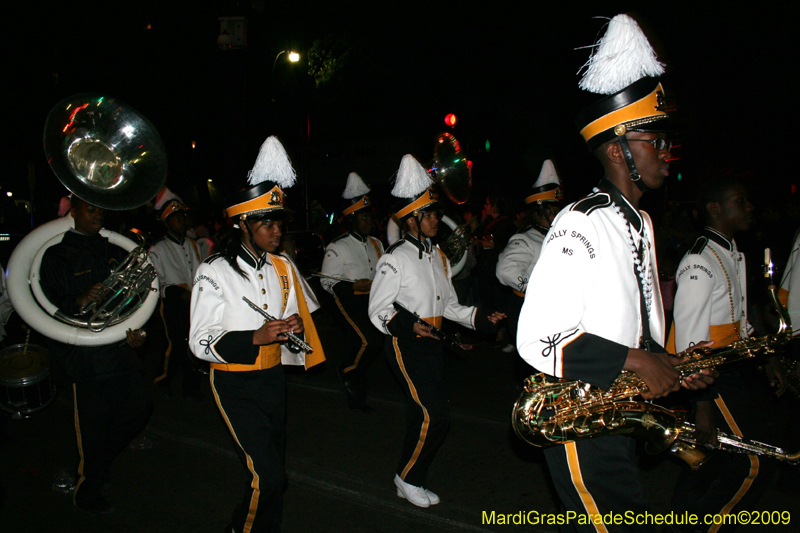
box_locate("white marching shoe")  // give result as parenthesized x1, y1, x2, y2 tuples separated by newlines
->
(395, 487, 439, 505)
(394, 474, 431, 508)
(423, 488, 439, 505)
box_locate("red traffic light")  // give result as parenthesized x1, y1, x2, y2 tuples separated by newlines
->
(444, 113, 457, 127)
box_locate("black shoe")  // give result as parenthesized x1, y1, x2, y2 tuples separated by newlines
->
(337, 367, 357, 398)
(76, 496, 116, 515)
(101, 467, 111, 491)
(337, 368, 369, 410)
(348, 398, 371, 413)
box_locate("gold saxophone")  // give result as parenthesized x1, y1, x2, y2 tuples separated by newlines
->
(512, 249, 795, 468)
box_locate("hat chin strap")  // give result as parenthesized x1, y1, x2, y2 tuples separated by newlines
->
(244, 218, 266, 256)
(412, 213, 426, 259)
(616, 133, 650, 193)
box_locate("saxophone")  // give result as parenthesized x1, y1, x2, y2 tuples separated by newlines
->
(512, 249, 794, 468)
(676, 422, 799, 467)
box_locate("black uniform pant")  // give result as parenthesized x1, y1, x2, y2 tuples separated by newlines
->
(72, 371, 152, 506)
(505, 291, 524, 344)
(671, 370, 778, 533)
(333, 294, 384, 395)
(211, 366, 286, 533)
(543, 436, 651, 532)
(155, 295, 202, 394)
(385, 336, 450, 488)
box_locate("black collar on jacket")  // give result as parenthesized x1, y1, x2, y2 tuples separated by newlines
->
(64, 229, 107, 249)
(598, 178, 643, 234)
(348, 230, 367, 243)
(166, 232, 185, 246)
(238, 243, 269, 270)
(405, 233, 431, 258)
(703, 227, 735, 251)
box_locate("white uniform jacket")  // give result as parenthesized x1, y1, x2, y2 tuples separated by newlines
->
(779, 230, 800, 336)
(496, 225, 547, 294)
(670, 228, 751, 353)
(368, 235, 477, 336)
(320, 232, 383, 295)
(190, 245, 317, 368)
(517, 182, 665, 390)
(148, 234, 203, 296)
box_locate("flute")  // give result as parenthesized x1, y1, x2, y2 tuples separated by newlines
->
(242, 296, 314, 353)
(392, 302, 472, 351)
(310, 271, 358, 283)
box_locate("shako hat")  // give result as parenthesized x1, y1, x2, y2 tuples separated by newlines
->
(154, 187, 188, 222)
(391, 154, 438, 220)
(575, 14, 669, 151)
(225, 136, 296, 221)
(525, 160, 563, 205)
(341, 172, 372, 216)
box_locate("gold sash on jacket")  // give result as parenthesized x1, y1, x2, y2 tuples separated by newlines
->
(667, 320, 742, 353)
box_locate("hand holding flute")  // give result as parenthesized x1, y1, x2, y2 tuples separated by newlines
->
(243, 297, 313, 353)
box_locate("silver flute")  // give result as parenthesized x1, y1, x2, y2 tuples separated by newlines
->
(309, 271, 358, 283)
(242, 296, 313, 353)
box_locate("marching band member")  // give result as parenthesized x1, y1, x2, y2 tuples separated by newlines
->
(668, 176, 784, 532)
(368, 154, 505, 508)
(40, 196, 152, 515)
(320, 172, 384, 411)
(496, 159, 563, 354)
(149, 188, 205, 399)
(189, 136, 324, 533)
(516, 15, 713, 528)
(779, 228, 800, 342)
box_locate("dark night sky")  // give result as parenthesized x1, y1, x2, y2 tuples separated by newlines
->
(3, 2, 795, 230)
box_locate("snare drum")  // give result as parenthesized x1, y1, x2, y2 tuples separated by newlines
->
(0, 343, 56, 419)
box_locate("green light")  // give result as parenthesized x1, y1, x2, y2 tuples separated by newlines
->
(677, 173, 682, 182)
(485, 139, 490, 152)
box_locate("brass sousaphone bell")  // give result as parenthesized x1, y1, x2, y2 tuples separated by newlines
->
(44, 93, 167, 209)
(428, 132, 472, 272)
(7, 94, 166, 346)
(427, 132, 471, 204)
(385, 132, 473, 274)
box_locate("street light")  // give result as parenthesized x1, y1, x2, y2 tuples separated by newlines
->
(273, 50, 300, 77)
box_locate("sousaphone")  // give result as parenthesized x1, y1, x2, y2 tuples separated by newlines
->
(7, 94, 166, 345)
(387, 132, 472, 275)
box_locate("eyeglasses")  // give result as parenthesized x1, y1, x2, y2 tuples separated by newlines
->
(627, 138, 673, 151)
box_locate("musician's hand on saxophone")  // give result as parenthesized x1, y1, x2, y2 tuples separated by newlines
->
(253, 314, 303, 346)
(678, 341, 718, 390)
(694, 400, 719, 446)
(624, 349, 683, 399)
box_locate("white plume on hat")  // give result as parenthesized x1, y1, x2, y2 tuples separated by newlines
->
(342, 172, 370, 199)
(578, 14, 665, 95)
(154, 186, 184, 211)
(391, 155, 432, 199)
(533, 159, 561, 189)
(248, 136, 297, 188)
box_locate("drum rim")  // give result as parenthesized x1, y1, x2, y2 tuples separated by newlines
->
(0, 343, 51, 385)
